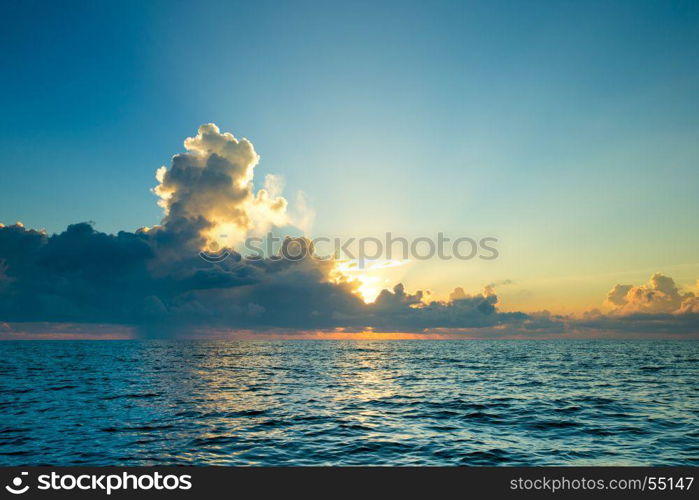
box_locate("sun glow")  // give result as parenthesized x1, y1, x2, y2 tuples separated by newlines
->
(331, 259, 411, 303)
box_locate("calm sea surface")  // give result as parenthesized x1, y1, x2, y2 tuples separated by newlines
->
(0, 340, 697, 466)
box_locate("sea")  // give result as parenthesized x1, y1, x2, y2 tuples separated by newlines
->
(0, 340, 697, 466)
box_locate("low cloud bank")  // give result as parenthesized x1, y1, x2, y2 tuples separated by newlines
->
(0, 222, 528, 336)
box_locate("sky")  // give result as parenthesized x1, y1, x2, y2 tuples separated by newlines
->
(1, 0, 698, 338)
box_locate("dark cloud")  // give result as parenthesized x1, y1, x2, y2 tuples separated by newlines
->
(1, 221, 698, 338)
(574, 310, 699, 337)
(0, 221, 530, 336)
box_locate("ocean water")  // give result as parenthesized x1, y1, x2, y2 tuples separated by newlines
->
(0, 340, 697, 466)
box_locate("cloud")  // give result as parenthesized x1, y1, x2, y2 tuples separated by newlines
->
(553, 273, 699, 337)
(153, 123, 288, 250)
(448, 287, 468, 301)
(605, 273, 699, 315)
(0, 124, 697, 339)
(0, 220, 527, 336)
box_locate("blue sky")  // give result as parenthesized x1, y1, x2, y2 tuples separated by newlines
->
(1, 0, 698, 312)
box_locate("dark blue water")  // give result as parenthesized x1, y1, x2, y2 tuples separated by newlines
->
(0, 340, 697, 465)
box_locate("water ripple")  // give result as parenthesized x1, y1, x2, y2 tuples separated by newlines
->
(0, 339, 697, 465)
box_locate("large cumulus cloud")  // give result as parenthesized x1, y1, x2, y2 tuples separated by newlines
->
(153, 123, 288, 250)
(564, 273, 699, 337)
(606, 273, 699, 315)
